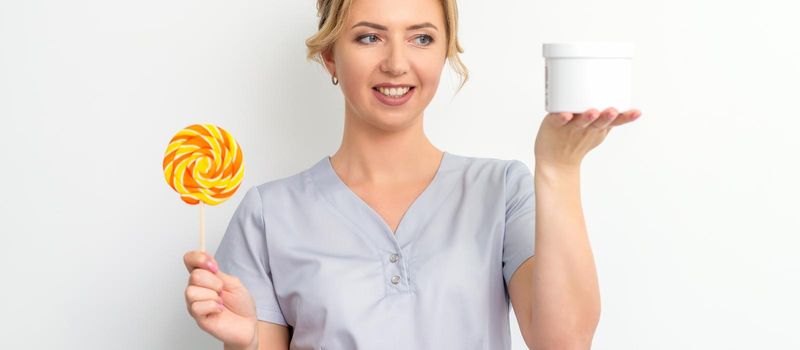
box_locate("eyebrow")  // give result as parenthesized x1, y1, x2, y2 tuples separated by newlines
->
(351, 21, 438, 32)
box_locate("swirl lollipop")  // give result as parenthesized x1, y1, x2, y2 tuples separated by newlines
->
(163, 124, 244, 252)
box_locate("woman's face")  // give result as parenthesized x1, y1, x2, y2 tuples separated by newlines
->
(323, 0, 448, 131)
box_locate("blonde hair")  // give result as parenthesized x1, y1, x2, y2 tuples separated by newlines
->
(305, 0, 469, 94)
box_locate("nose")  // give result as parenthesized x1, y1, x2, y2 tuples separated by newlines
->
(380, 39, 410, 76)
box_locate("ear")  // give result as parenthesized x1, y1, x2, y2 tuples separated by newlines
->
(321, 46, 336, 76)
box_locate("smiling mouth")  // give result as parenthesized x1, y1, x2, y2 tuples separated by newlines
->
(372, 86, 415, 98)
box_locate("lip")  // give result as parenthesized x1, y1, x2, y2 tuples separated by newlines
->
(372, 86, 415, 107)
(373, 83, 415, 88)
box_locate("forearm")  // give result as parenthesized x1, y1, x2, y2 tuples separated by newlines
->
(529, 163, 601, 348)
(224, 339, 258, 350)
(224, 323, 259, 350)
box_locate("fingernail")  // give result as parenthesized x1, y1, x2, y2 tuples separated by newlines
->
(207, 261, 218, 273)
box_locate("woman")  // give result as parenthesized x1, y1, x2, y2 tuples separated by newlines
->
(183, 0, 641, 349)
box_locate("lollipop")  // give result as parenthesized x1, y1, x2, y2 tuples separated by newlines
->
(163, 124, 244, 252)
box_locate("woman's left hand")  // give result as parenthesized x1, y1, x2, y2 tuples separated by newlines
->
(534, 107, 641, 171)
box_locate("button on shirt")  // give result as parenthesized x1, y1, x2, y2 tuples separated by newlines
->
(214, 151, 536, 349)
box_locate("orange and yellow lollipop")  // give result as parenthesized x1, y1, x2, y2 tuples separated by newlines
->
(163, 124, 244, 251)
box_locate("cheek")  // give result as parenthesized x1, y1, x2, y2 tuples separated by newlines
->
(418, 62, 444, 92)
(347, 60, 378, 83)
(338, 66, 371, 95)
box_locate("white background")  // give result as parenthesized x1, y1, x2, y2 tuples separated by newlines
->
(1, 0, 799, 349)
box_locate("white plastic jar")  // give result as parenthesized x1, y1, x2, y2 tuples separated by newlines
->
(543, 42, 634, 113)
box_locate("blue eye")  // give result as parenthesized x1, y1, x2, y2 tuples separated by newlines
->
(356, 34, 435, 46)
(357, 34, 379, 44)
(415, 34, 434, 46)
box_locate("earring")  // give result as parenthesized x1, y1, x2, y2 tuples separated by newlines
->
(331, 75, 339, 85)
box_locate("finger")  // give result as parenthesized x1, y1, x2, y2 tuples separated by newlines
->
(189, 267, 224, 294)
(546, 112, 575, 126)
(185, 284, 223, 305)
(591, 107, 618, 127)
(189, 299, 224, 319)
(569, 108, 600, 128)
(590, 108, 623, 129)
(217, 270, 246, 293)
(183, 250, 219, 274)
(185, 285, 224, 315)
(609, 109, 641, 127)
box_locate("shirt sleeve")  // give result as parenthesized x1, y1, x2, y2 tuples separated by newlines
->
(214, 185, 288, 326)
(502, 159, 536, 289)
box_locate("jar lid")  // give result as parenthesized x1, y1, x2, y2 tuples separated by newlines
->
(542, 42, 634, 58)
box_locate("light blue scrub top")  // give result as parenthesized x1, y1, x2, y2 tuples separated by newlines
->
(215, 151, 536, 349)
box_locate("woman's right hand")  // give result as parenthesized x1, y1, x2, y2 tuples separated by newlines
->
(183, 250, 258, 349)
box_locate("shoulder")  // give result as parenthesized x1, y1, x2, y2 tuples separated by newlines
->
(233, 159, 321, 211)
(450, 152, 530, 182)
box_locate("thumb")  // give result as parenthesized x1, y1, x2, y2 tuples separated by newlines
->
(217, 269, 246, 291)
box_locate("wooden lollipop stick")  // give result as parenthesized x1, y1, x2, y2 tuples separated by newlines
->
(200, 201, 206, 253)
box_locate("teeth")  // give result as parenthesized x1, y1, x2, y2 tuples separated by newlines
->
(377, 86, 411, 97)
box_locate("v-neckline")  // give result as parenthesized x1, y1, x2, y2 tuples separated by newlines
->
(310, 151, 461, 249)
(326, 151, 448, 235)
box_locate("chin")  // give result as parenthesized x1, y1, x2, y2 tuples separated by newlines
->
(365, 110, 420, 131)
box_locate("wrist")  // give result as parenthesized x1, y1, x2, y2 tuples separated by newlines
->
(245, 321, 259, 350)
(535, 162, 581, 184)
(535, 159, 580, 173)
(224, 321, 259, 350)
